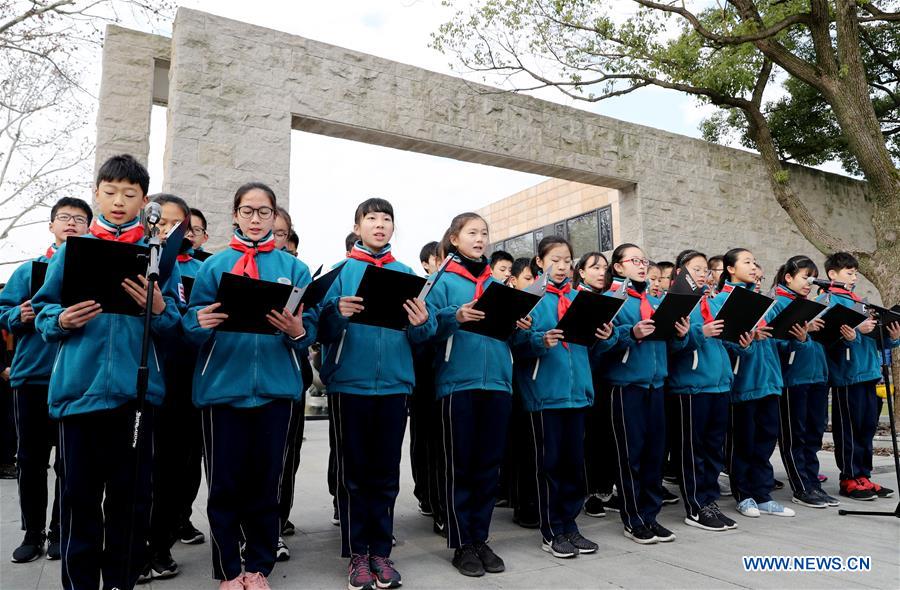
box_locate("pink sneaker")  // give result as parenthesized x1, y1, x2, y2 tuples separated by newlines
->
(242, 572, 271, 590)
(218, 577, 244, 590)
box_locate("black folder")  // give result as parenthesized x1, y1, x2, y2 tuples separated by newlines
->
(667, 268, 703, 296)
(714, 286, 775, 343)
(61, 236, 148, 316)
(295, 263, 344, 309)
(644, 293, 702, 341)
(193, 249, 213, 261)
(351, 264, 426, 331)
(215, 272, 295, 335)
(158, 221, 186, 285)
(555, 290, 625, 346)
(30, 261, 48, 297)
(182, 276, 195, 303)
(767, 298, 827, 340)
(460, 282, 541, 341)
(811, 303, 869, 346)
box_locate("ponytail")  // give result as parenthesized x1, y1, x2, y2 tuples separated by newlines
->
(718, 248, 750, 291)
(773, 255, 818, 289)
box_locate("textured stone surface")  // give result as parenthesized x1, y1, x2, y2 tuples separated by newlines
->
(96, 8, 877, 297)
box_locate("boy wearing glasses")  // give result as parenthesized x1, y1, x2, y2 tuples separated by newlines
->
(0, 197, 92, 563)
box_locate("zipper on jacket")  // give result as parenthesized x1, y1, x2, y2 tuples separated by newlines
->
(335, 329, 347, 364)
(201, 340, 217, 376)
(444, 334, 453, 362)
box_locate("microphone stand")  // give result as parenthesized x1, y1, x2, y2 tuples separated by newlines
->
(124, 221, 162, 586)
(839, 303, 900, 518)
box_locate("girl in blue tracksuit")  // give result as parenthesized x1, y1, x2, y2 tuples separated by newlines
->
(512, 236, 612, 559)
(425, 212, 528, 577)
(182, 182, 312, 590)
(596, 243, 689, 545)
(307, 198, 430, 590)
(666, 250, 743, 533)
(31, 155, 183, 590)
(714, 248, 794, 519)
(770, 256, 838, 509)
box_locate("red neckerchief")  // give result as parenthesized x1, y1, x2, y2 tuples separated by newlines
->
(829, 286, 862, 302)
(89, 216, 144, 243)
(45, 244, 58, 259)
(445, 259, 492, 299)
(547, 282, 573, 349)
(348, 244, 396, 267)
(775, 286, 796, 300)
(699, 294, 714, 324)
(229, 231, 275, 280)
(626, 286, 654, 320)
(177, 253, 193, 263)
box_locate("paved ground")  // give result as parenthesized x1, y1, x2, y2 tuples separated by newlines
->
(2, 420, 899, 590)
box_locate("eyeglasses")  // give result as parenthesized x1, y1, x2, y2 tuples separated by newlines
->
(55, 213, 88, 225)
(190, 226, 206, 235)
(624, 257, 650, 267)
(688, 266, 710, 276)
(273, 230, 289, 238)
(236, 206, 274, 220)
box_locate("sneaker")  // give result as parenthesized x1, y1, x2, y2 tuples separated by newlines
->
(332, 504, 341, 526)
(282, 519, 296, 536)
(650, 522, 675, 542)
(792, 490, 827, 508)
(708, 503, 738, 529)
(663, 474, 679, 485)
(566, 531, 598, 554)
(178, 521, 205, 544)
(601, 492, 622, 513)
(839, 478, 876, 501)
(773, 479, 785, 490)
(243, 572, 271, 590)
(541, 534, 578, 558)
(684, 506, 726, 531)
(218, 578, 244, 590)
(584, 494, 606, 518)
(136, 564, 153, 585)
(758, 500, 795, 517)
(623, 525, 658, 545)
(432, 520, 448, 538)
(718, 473, 732, 497)
(736, 498, 760, 518)
(46, 537, 60, 561)
(452, 545, 485, 577)
(862, 478, 895, 498)
(149, 550, 179, 579)
(661, 488, 680, 505)
(817, 473, 828, 483)
(11, 532, 44, 563)
(276, 536, 290, 562)
(494, 497, 510, 508)
(348, 554, 376, 590)
(474, 542, 505, 573)
(370, 555, 402, 588)
(812, 488, 840, 507)
(417, 501, 432, 517)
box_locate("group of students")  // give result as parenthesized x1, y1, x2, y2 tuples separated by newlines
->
(1, 153, 898, 590)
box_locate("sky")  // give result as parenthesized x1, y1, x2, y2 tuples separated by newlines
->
(0, 0, 843, 280)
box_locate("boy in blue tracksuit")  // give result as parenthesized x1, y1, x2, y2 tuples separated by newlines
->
(512, 236, 610, 559)
(182, 182, 311, 590)
(0, 197, 92, 563)
(307, 198, 430, 590)
(664, 251, 742, 533)
(31, 155, 184, 590)
(596, 243, 689, 545)
(816, 252, 899, 501)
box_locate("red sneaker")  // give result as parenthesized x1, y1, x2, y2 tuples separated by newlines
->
(369, 555, 402, 589)
(859, 477, 895, 498)
(839, 478, 876, 501)
(348, 554, 375, 590)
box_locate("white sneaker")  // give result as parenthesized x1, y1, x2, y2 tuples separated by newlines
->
(736, 498, 760, 517)
(757, 500, 795, 517)
(275, 536, 290, 561)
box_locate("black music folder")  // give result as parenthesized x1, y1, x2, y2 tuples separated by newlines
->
(215, 272, 295, 335)
(811, 303, 869, 346)
(644, 292, 702, 341)
(297, 263, 344, 309)
(30, 261, 48, 297)
(714, 286, 775, 343)
(460, 282, 541, 341)
(351, 264, 426, 331)
(61, 236, 148, 316)
(767, 298, 827, 340)
(667, 268, 703, 296)
(193, 249, 213, 261)
(555, 290, 625, 346)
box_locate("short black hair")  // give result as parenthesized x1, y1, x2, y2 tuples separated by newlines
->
(825, 251, 859, 274)
(51, 197, 92, 224)
(287, 230, 299, 247)
(96, 154, 149, 196)
(489, 250, 514, 268)
(150, 193, 191, 221)
(345, 232, 359, 252)
(419, 241, 439, 263)
(190, 208, 207, 231)
(511, 257, 532, 279)
(354, 198, 394, 224)
(657, 261, 675, 274)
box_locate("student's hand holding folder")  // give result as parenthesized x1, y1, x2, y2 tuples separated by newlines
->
(632, 319, 656, 339)
(338, 296, 365, 318)
(456, 299, 485, 323)
(267, 303, 305, 339)
(596, 322, 614, 341)
(787, 323, 809, 342)
(403, 298, 429, 327)
(19, 301, 35, 324)
(516, 315, 533, 331)
(754, 325, 773, 341)
(197, 302, 228, 329)
(59, 300, 102, 330)
(702, 319, 724, 338)
(839, 324, 857, 341)
(543, 329, 564, 348)
(674, 316, 691, 339)
(737, 331, 754, 349)
(122, 276, 165, 315)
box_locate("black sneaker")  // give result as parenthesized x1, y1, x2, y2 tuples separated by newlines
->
(650, 522, 676, 542)
(276, 536, 290, 562)
(178, 521, 205, 544)
(46, 535, 60, 561)
(149, 550, 179, 579)
(418, 501, 433, 517)
(282, 519, 296, 536)
(11, 532, 45, 563)
(566, 531, 598, 554)
(584, 495, 606, 518)
(136, 563, 153, 585)
(494, 497, 510, 508)
(792, 490, 827, 508)
(773, 479, 785, 490)
(812, 488, 840, 507)
(452, 545, 485, 577)
(684, 506, 726, 531)
(541, 534, 578, 558)
(433, 519, 448, 538)
(707, 502, 738, 529)
(332, 504, 341, 526)
(866, 478, 895, 499)
(662, 488, 680, 505)
(624, 525, 657, 545)
(602, 492, 622, 513)
(474, 542, 505, 573)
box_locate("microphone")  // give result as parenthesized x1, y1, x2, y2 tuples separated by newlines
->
(144, 201, 161, 226)
(807, 276, 851, 290)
